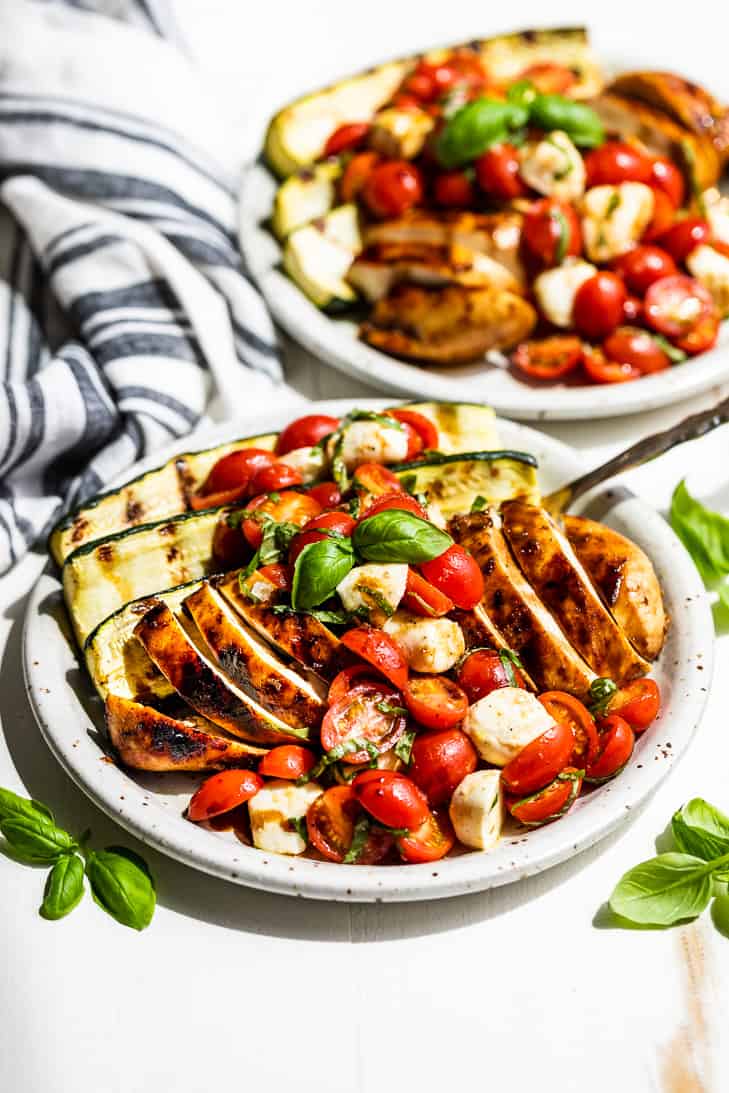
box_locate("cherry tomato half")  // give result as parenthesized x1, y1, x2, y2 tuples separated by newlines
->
(276, 414, 340, 456)
(643, 188, 675, 242)
(655, 218, 711, 263)
(307, 785, 393, 863)
(538, 691, 599, 769)
(612, 245, 677, 296)
(288, 513, 355, 564)
(201, 448, 276, 496)
(644, 275, 718, 351)
(522, 198, 582, 266)
(404, 59, 462, 101)
(622, 295, 643, 323)
(512, 335, 583, 380)
(190, 483, 251, 511)
(341, 626, 409, 691)
(475, 143, 527, 200)
(402, 568, 454, 617)
(585, 715, 635, 783)
(258, 563, 291, 590)
(584, 141, 653, 188)
(420, 544, 484, 610)
(352, 463, 404, 498)
(308, 481, 342, 508)
(520, 61, 576, 95)
(248, 463, 303, 495)
(456, 648, 524, 702)
(396, 810, 455, 863)
(187, 769, 263, 822)
(501, 719, 573, 796)
(609, 678, 660, 732)
(572, 272, 627, 340)
(353, 769, 430, 830)
(409, 728, 478, 805)
(328, 665, 381, 707)
(320, 685, 407, 765)
(258, 745, 316, 780)
(507, 768, 583, 826)
(582, 346, 641, 384)
(388, 408, 439, 451)
(403, 675, 469, 731)
(602, 326, 670, 375)
(340, 151, 380, 203)
(359, 492, 428, 522)
(212, 513, 250, 568)
(650, 157, 685, 208)
(363, 160, 424, 218)
(241, 491, 322, 549)
(323, 122, 370, 158)
(434, 170, 476, 208)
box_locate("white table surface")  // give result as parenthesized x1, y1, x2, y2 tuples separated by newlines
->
(3, 3, 729, 1091)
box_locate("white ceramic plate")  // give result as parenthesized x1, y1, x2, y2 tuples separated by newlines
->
(23, 401, 713, 901)
(239, 55, 729, 421)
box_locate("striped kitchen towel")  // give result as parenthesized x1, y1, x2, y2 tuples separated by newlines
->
(0, 0, 288, 574)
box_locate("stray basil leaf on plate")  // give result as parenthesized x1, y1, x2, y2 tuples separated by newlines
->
(40, 853, 85, 921)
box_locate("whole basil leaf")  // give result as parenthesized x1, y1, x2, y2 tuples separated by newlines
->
(437, 98, 528, 167)
(40, 853, 85, 920)
(0, 788, 53, 824)
(86, 847, 156, 930)
(609, 852, 713, 926)
(528, 94, 604, 147)
(0, 814, 76, 863)
(670, 480, 729, 585)
(352, 510, 451, 564)
(672, 798, 729, 861)
(291, 537, 354, 611)
(711, 892, 729, 938)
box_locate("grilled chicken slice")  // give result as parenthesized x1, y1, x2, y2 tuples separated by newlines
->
(363, 211, 526, 286)
(134, 602, 312, 744)
(451, 510, 595, 696)
(451, 607, 537, 691)
(216, 570, 344, 681)
(590, 93, 721, 189)
(348, 243, 523, 303)
(564, 515, 667, 661)
(609, 71, 729, 164)
(361, 283, 537, 365)
(105, 694, 266, 772)
(501, 500, 649, 682)
(184, 582, 326, 727)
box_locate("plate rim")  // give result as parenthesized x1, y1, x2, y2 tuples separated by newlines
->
(23, 401, 715, 901)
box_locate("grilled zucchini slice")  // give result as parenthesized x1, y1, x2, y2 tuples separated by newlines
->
(50, 431, 277, 565)
(272, 162, 342, 238)
(282, 204, 362, 311)
(392, 451, 539, 519)
(394, 402, 499, 453)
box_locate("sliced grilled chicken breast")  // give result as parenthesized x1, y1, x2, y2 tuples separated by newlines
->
(361, 283, 537, 365)
(501, 500, 649, 682)
(134, 602, 312, 744)
(105, 694, 266, 772)
(450, 510, 595, 696)
(184, 582, 326, 728)
(450, 607, 538, 692)
(216, 570, 343, 681)
(347, 243, 523, 303)
(564, 515, 667, 661)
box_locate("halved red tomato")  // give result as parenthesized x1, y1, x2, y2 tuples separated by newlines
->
(611, 246, 677, 296)
(307, 785, 393, 863)
(363, 160, 424, 219)
(320, 684, 407, 764)
(340, 152, 380, 203)
(420, 544, 484, 610)
(475, 143, 527, 200)
(644, 275, 719, 354)
(403, 675, 468, 730)
(650, 157, 685, 207)
(190, 483, 250, 511)
(388, 408, 439, 451)
(359, 492, 428, 522)
(248, 463, 303, 494)
(500, 719, 574, 796)
(507, 768, 583, 826)
(353, 769, 430, 830)
(241, 491, 322, 549)
(201, 448, 276, 497)
(401, 568, 454, 617)
(327, 665, 381, 707)
(289, 511, 356, 564)
(434, 170, 476, 208)
(409, 728, 478, 806)
(352, 463, 404, 498)
(512, 336, 583, 380)
(582, 346, 641, 384)
(396, 810, 455, 863)
(276, 414, 340, 456)
(212, 514, 249, 568)
(308, 481, 342, 508)
(324, 123, 370, 157)
(584, 141, 653, 188)
(608, 678, 660, 732)
(655, 218, 711, 263)
(520, 61, 577, 95)
(602, 327, 669, 376)
(187, 770, 263, 822)
(643, 188, 675, 242)
(538, 691, 599, 769)
(456, 648, 524, 702)
(522, 198, 582, 266)
(258, 563, 291, 589)
(258, 745, 316, 780)
(585, 715, 635, 783)
(341, 626, 409, 691)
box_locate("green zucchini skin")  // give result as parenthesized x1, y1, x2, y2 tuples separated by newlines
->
(390, 449, 538, 472)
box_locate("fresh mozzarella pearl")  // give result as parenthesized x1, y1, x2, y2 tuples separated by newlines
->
(277, 445, 327, 483)
(336, 563, 408, 620)
(248, 779, 323, 855)
(332, 420, 409, 471)
(581, 182, 654, 262)
(519, 130, 585, 202)
(449, 769, 504, 850)
(533, 259, 597, 327)
(687, 244, 729, 317)
(383, 610, 465, 673)
(463, 687, 554, 766)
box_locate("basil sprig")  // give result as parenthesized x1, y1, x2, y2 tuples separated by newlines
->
(498, 648, 525, 687)
(291, 536, 354, 611)
(0, 788, 156, 930)
(352, 510, 451, 564)
(609, 798, 729, 930)
(670, 480, 729, 611)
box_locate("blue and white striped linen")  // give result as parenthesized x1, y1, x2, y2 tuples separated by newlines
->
(0, 0, 285, 572)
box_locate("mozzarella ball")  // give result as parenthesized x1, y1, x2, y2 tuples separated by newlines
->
(449, 769, 504, 850)
(463, 687, 554, 766)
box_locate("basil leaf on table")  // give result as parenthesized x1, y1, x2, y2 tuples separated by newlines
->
(711, 892, 729, 938)
(352, 510, 451, 564)
(0, 813, 76, 863)
(609, 852, 715, 926)
(291, 537, 354, 611)
(86, 847, 156, 930)
(670, 480, 729, 585)
(40, 853, 85, 920)
(0, 788, 53, 825)
(672, 799, 729, 861)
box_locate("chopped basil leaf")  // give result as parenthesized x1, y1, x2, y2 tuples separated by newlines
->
(651, 333, 688, 364)
(394, 729, 417, 765)
(399, 473, 418, 495)
(241, 548, 261, 580)
(345, 409, 403, 431)
(238, 569, 265, 603)
(471, 495, 487, 512)
(343, 815, 372, 863)
(606, 192, 621, 217)
(298, 737, 367, 784)
(360, 587, 396, 618)
(348, 494, 361, 518)
(306, 607, 352, 625)
(588, 676, 617, 716)
(289, 816, 308, 843)
(375, 700, 407, 717)
(549, 207, 569, 264)
(498, 647, 524, 687)
(373, 822, 410, 838)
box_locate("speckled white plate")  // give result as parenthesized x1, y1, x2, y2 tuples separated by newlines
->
(23, 401, 714, 900)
